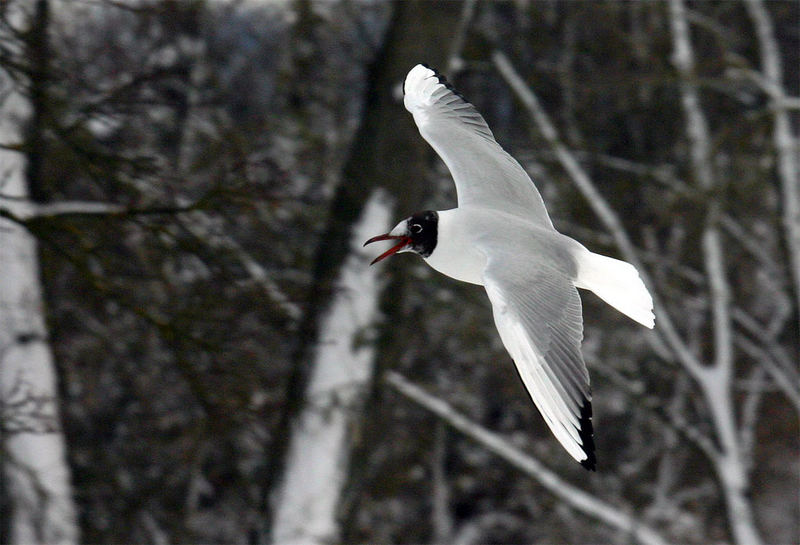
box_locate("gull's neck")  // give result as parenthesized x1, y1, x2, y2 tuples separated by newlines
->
(423, 208, 486, 286)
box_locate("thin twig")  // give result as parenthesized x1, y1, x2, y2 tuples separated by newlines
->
(446, 0, 477, 75)
(739, 366, 766, 474)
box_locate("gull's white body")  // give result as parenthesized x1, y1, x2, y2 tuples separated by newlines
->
(399, 208, 570, 285)
(386, 64, 655, 468)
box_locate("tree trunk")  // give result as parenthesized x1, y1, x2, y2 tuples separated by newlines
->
(262, 1, 464, 542)
(270, 190, 392, 545)
(0, 3, 78, 543)
(743, 0, 800, 338)
(667, 2, 763, 544)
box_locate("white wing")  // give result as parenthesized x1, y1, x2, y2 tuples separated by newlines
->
(480, 245, 596, 469)
(403, 64, 554, 226)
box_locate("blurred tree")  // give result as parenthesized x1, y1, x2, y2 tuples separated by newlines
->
(266, 2, 467, 543)
(347, 2, 798, 544)
(0, 1, 78, 543)
(5, 0, 312, 542)
(0, 0, 796, 544)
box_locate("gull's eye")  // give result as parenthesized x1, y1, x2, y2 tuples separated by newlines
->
(410, 223, 422, 234)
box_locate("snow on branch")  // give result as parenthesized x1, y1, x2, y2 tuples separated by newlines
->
(385, 371, 671, 545)
(271, 190, 392, 545)
(0, 195, 209, 222)
(0, 197, 124, 221)
(0, 194, 303, 323)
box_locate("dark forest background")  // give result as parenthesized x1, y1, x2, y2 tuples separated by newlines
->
(0, 1, 798, 544)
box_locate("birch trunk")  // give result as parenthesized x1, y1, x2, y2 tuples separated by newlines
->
(0, 4, 78, 543)
(261, 4, 463, 539)
(667, 2, 763, 544)
(270, 191, 391, 545)
(743, 0, 800, 335)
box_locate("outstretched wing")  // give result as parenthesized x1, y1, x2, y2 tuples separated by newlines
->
(403, 64, 553, 227)
(481, 246, 595, 469)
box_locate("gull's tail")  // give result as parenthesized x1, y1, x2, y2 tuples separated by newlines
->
(574, 249, 655, 329)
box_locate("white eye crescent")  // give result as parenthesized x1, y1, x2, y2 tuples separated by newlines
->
(410, 223, 422, 234)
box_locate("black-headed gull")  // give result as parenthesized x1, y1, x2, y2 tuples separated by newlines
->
(365, 64, 654, 470)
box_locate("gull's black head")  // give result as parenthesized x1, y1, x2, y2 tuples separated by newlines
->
(364, 210, 438, 265)
(405, 210, 438, 257)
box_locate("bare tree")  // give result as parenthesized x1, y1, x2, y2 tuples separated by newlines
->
(366, 2, 796, 543)
(1, 1, 794, 543)
(0, 1, 78, 543)
(743, 0, 800, 336)
(667, 2, 761, 543)
(265, 2, 467, 543)
(270, 190, 392, 545)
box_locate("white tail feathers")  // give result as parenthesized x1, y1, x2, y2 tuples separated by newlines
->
(574, 250, 655, 329)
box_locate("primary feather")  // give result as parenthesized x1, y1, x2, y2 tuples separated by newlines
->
(403, 64, 554, 227)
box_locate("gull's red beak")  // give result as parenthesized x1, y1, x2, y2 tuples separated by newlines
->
(364, 233, 411, 265)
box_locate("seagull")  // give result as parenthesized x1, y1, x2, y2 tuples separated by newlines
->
(365, 64, 654, 470)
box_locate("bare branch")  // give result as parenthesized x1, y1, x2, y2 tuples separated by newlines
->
(668, 2, 762, 544)
(732, 310, 800, 415)
(582, 152, 695, 197)
(726, 67, 800, 109)
(733, 309, 799, 382)
(588, 357, 719, 461)
(667, 0, 733, 377)
(0, 197, 124, 220)
(739, 366, 767, 474)
(744, 0, 800, 335)
(559, 152, 784, 286)
(719, 216, 785, 280)
(491, 49, 703, 379)
(734, 336, 800, 416)
(445, 0, 477, 75)
(176, 209, 302, 322)
(701, 229, 733, 375)
(0, 194, 303, 324)
(385, 371, 671, 545)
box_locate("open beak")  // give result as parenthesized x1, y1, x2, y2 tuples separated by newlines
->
(363, 233, 411, 265)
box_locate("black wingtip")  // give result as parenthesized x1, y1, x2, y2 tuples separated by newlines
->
(578, 398, 597, 471)
(426, 64, 465, 98)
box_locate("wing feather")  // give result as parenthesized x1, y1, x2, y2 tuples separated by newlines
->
(481, 250, 595, 469)
(403, 64, 554, 226)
